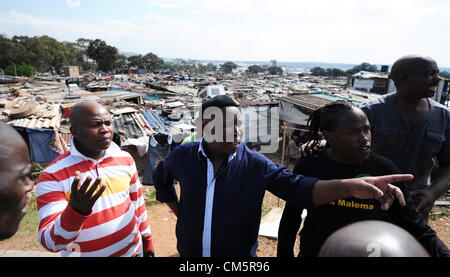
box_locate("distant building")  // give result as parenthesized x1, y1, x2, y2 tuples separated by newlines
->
(348, 71, 395, 95)
(60, 66, 80, 77)
(349, 70, 449, 104)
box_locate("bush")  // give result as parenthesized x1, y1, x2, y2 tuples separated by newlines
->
(4, 63, 37, 76)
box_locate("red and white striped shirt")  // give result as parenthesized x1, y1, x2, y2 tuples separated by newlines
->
(36, 141, 153, 257)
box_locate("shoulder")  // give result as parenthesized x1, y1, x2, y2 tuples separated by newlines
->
(361, 93, 393, 110)
(172, 141, 200, 155)
(430, 99, 450, 117)
(164, 141, 201, 164)
(41, 151, 77, 175)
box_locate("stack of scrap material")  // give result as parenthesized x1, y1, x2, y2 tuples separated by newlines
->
(7, 103, 61, 130)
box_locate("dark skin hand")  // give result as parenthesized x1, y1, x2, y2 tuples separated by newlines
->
(410, 165, 450, 217)
(69, 171, 106, 215)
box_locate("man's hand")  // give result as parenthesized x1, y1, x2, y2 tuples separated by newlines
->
(410, 189, 436, 218)
(69, 171, 106, 215)
(313, 174, 413, 207)
(299, 140, 325, 158)
(345, 174, 413, 210)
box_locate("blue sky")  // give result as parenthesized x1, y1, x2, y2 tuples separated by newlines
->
(1, 0, 450, 67)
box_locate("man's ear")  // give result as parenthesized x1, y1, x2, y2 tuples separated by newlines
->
(70, 125, 77, 138)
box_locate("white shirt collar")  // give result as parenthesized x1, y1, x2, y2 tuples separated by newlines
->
(198, 139, 237, 162)
(70, 139, 122, 163)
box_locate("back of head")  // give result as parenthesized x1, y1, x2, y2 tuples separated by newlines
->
(318, 221, 430, 257)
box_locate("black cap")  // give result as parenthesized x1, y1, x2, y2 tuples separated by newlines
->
(201, 95, 240, 114)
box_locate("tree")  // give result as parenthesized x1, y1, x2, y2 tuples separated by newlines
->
(87, 39, 119, 72)
(346, 62, 378, 75)
(246, 65, 264, 75)
(206, 63, 217, 72)
(143, 52, 163, 72)
(267, 66, 283, 75)
(5, 63, 37, 76)
(311, 67, 326, 76)
(115, 54, 129, 69)
(220, 62, 237, 74)
(327, 68, 347, 77)
(439, 71, 450, 79)
(128, 55, 144, 68)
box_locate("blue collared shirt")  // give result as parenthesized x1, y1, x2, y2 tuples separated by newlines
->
(153, 141, 318, 257)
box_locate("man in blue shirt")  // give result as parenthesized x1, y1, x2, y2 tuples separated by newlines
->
(153, 95, 412, 257)
(362, 55, 450, 220)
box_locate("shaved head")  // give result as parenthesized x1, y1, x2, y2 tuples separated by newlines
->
(0, 122, 28, 174)
(69, 100, 114, 160)
(319, 221, 430, 257)
(70, 101, 109, 126)
(0, 122, 34, 240)
(389, 55, 437, 87)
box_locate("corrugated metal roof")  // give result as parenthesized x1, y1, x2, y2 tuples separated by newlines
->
(281, 94, 333, 112)
(143, 110, 169, 134)
(7, 104, 61, 129)
(113, 113, 145, 139)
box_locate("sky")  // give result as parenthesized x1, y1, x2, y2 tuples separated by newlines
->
(1, 0, 450, 67)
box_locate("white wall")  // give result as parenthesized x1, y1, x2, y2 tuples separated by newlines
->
(352, 79, 374, 92)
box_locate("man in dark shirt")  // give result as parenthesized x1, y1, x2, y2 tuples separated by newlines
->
(362, 55, 450, 220)
(277, 102, 449, 257)
(278, 149, 448, 257)
(153, 95, 412, 257)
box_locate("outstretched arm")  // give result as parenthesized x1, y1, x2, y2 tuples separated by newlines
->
(312, 174, 411, 209)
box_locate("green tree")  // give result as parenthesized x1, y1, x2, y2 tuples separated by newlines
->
(439, 71, 450, 79)
(326, 68, 347, 77)
(267, 66, 283, 75)
(346, 62, 378, 75)
(87, 39, 119, 72)
(115, 54, 129, 69)
(220, 61, 237, 74)
(5, 63, 37, 76)
(143, 52, 163, 72)
(311, 67, 326, 76)
(0, 35, 28, 69)
(128, 55, 144, 68)
(206, 63, 217, 72)
(246, 65, 264, 75)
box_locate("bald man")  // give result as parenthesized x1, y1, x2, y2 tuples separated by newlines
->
(36, 101, 155, 257)
(0, 122, 34, 240)
(362, 55, 450, 220)
(319, 221, 430, 257)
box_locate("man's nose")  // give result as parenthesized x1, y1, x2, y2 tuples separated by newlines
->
(25, 177, 34, 193)
(99, 124, 110, 133)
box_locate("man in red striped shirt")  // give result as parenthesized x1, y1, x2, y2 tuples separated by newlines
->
(36, 101, 154, 257)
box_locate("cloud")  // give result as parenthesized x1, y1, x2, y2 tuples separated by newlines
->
(66, 0, 81, 8)
(2, 1, 450, 66)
